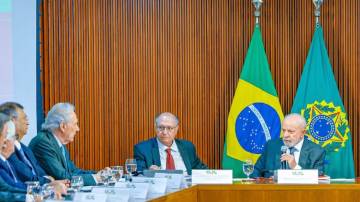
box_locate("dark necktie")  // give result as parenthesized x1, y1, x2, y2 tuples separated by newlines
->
(60, 146, 68, 170)
(165, 148, 175, 170)
(5, 160, 18, 182)
(286, 147, 297, 169)
(19, 148, 36, 175)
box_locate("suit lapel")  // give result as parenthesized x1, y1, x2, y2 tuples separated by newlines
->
(151, 139, 161, 166)
(176, 140, 191, 173)
(298, 139, 309, 168)
(48, 132, 68, 170)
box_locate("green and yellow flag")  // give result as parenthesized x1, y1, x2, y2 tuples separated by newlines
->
(222, 25, 284, 177)
(291, 25, 355, 179)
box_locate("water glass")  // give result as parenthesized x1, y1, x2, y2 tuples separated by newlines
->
(71, 175, 84, 191)
(111, 165, 124, 182)
(125, 159, 137, 181)
(25, 181, 42, 202)
(100, 169, 112, 186)
(242, 159, 254, 179)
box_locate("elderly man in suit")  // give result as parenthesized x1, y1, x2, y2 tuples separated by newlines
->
(29, 102, 106, 186)
(134, 112, 208, 175)
(0, 112, 26, 201)
(251, 113, 326, 178)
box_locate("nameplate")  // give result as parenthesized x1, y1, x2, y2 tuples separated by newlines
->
(73, 193, 107, 202)
(132, 177, 168, 194)
(192, 169, 233, 184)
(154, 173, 183, 189)
(114, 182, 149, 199)
(276, 169, 318, 184)
(91, 187, 130, 202)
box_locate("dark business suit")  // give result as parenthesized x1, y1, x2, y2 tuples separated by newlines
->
(8, 142, 51, 185)
(29, 130, 96, 186)
(134, 138, 208, 175)
(0, 159, 26, 190)
(0, 175, 25, 202)
(251, 138, 326, 178)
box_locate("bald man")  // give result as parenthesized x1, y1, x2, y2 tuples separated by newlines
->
(251, 113, 326, 178)
(134, 112, 208, 175)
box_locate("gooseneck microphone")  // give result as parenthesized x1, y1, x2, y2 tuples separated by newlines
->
(280, 145, 288, 169)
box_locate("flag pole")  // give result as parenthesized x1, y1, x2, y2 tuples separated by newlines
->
(313, 0, 324, 26)
(252, 0, 263, 25)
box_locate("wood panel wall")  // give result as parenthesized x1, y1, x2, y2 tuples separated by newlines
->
(39, 0, 360, 175)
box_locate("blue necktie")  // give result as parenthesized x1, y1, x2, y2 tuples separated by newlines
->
(19, 148, 36, 175)
(5, 160, 18, 182)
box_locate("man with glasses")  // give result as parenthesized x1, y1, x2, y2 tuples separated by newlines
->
(134, 112, 207, 175)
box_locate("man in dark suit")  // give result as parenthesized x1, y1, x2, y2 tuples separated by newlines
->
(29, 102, 106, 186)
(252, 113, 326, 178)
(0, 112, 26, 201)
(0, 102, 54, 185)
(134, 112, 207, 175)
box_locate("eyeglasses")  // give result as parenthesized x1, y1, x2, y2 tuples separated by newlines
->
(157, 126, 177, 132)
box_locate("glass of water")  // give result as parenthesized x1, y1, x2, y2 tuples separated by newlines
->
(111, 166, 124, 182)
(71, 175, 84, 192)
(99, 169, 112, 186)
(242, 159, 254, 179)
(125, 159, 137, 181)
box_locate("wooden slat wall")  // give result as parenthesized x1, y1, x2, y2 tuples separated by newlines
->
(39, 0, 360, 175)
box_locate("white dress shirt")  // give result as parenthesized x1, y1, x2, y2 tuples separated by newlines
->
(288, 138, 304, 169)
(156, 138, 188, 175)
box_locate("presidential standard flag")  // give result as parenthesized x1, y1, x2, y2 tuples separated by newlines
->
(222, 25, 284, 177)
(291, 25, 355, 179)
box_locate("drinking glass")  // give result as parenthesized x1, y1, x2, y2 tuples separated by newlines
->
(111, 165, 124, 182)
(242, 159, 254, 179)
(125, 159, 137, 181)
(25, 181, 42, 201)
(71, 175, 84, 192)
(100, 169, 112, 186)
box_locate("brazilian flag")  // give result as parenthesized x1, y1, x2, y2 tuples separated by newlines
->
(291, 25, 355, 179)
(222, 25, 284, 178)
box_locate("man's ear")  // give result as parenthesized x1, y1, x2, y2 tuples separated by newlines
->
(59, 122, 66, 133)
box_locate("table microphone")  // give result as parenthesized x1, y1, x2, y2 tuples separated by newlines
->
(280, 145, 288, 169)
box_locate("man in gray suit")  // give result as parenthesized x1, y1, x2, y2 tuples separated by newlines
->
(252, 113, 325, 178)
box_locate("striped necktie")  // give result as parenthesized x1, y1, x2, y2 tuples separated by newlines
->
(19, 148, 36, 175)
(5, 160, 18, 182)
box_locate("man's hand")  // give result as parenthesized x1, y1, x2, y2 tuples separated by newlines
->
(149, 165, 161, 170)
(280, 154, 297, 169)
(1, 139, 15, 159)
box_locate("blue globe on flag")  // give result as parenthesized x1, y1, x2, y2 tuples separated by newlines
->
(235, 102, 281, 154)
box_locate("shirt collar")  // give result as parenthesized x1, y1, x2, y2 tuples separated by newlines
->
(293, 138, 304, 152)
(14, 140, 22, 150)
(0, 154, 6, 162)
(156, 138, 179, 152)
(53, 134, 63, 148)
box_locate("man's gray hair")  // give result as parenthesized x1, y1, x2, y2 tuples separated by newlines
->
(155, 112, 179, 126)
(0, 112, 10, 133)
(41, 102, 75, 132)
(283, 113, 307, 129)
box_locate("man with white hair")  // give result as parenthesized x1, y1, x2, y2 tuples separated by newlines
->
(0, 112, 27, 201)
(252, 113, 325, 178)
(29, 102, 105, 186)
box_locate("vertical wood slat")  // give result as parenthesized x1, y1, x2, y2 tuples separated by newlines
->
(40, 0, 360, 175)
